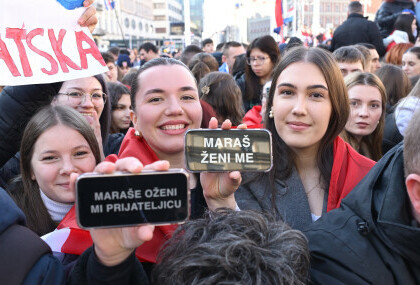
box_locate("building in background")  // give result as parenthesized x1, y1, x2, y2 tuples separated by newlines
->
(94, 0, 157, 50)
(203, 0, 278, 45)
(299, 0, 381, 35)
(247, 14, 276, 42)
(190, 0, 204, 37)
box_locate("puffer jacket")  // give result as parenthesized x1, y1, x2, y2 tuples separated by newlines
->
(374, 0, 415, 38)
(0, 84, 61, 168)
(305, 144, 420, 284)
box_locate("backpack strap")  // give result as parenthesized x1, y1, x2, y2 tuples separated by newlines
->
(0, 224, 52, 285)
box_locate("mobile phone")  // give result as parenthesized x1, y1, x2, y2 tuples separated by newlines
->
(75, 169, 189, 229)
(185, 129, 272, 172)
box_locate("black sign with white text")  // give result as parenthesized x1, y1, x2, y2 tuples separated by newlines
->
(76, 170, 189, 229)
(185, 129, 272, 172)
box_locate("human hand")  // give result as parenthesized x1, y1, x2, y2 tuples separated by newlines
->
(200, 118, 246, 210)
(78, 0, 98, 34)
(70, 158, 170, 266)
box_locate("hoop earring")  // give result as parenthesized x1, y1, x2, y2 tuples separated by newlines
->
(134, 130, 142, 138)
(268, 109, 274, 118)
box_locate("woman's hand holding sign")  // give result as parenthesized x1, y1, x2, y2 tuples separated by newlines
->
(70, 158, 170, 266)
(200, 118, 246, 211)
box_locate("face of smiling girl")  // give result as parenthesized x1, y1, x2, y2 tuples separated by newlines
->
(131, 65, 202, 158)
(30, 125, 97, 203)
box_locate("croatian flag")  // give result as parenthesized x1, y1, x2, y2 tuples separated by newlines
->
(283, 7, 295, 24)
(104, 0, 115, 10)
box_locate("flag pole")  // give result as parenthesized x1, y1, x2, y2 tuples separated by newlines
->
(110, 0, 129, 49)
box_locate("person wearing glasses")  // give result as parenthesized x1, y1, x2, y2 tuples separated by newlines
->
(236, 35, 280, 112)
(0, 75, 122, 190)
(52, 75, 112, 160)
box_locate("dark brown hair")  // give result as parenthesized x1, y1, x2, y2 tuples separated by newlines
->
(10, 106, 101, 236)
(107, 82, 132, 133)
(376, 64, 411, 107)
(188, 52, 219, 85)
(199, 72, 244, 125)
(394, 13, 415, 43)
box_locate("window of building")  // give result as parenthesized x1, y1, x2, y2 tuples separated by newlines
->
(154, 3, 165, 9)
(124, 18, 129, 28)
(145, 24, 149, 33)
(156, 27, 166, 33)
(131, 19, 136, 29)
(154, 15, 166, 21)
(139, 22, 143, 31)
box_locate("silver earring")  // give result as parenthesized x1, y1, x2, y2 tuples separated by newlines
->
(269, 109, 274, 118)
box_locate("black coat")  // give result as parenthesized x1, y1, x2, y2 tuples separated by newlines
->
(0, 84, 60, 168)
(331, 13, 386, 56)
(0, 187, 149, 284)
(305, 144, 420, 284)
(374, 0, 415, 38)
(382, 107, 403, 155)
(0, 187, 65, 284)
(235, 74, 262, 113)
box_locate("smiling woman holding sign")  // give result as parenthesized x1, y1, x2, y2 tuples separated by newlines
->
(41, 58, 240, 268)
(233, 47, 376, 230)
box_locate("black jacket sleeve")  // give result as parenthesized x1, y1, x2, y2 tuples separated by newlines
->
(0, 83, 62, 167)
(68, 246, 149, 285)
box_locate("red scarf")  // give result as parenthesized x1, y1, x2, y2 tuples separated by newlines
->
(57, 128, 177, 263)
(327, 136, 375, 211)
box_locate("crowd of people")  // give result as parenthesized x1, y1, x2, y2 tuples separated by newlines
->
(1, 0, 420, 284)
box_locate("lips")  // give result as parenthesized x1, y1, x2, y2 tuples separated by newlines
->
(57, 182, 70, 189)
(287, 121, 310, 131)
(356, 122, 369, 128)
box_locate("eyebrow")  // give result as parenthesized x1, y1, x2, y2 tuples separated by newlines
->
(144, 86, 196, 95)
(349, 98, 381, 103)
(40, 145, 90, 154)
(277, 83, 328, 91)
(66, 87, 102, 92)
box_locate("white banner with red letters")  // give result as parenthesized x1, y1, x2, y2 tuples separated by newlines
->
(0, 0, 107, 86)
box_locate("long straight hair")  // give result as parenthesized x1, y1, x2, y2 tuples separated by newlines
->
(341, 72, 387, 161)
(9, 106, 101, 236)
(261, 47, 349, 206)
(93, 74, 111, 146)
(394, 13, 415, 43)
